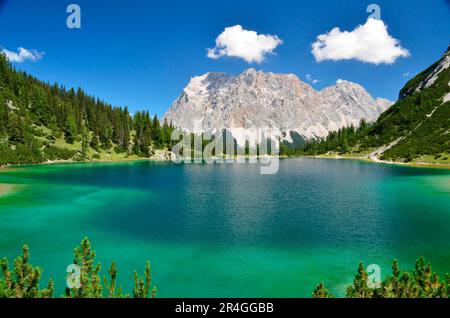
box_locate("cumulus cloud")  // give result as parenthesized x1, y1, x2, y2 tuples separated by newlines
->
(207, 25, 282, 63)
(305, 74, 320, 84)
(403, 71, 412, 77)
(311, 18, 410, 65)
(1, 47, 44, 63)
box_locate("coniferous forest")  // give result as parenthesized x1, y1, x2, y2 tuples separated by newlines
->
(287, 47, 450, 162)
(0, 53, 174, 166)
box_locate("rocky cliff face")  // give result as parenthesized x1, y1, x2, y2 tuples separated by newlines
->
(399, 46, 450, 99)
(164, 69, 392, 145)
(366, 46, 450, 161)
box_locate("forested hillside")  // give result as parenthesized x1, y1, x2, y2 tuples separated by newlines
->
(293, 46, 450, 163)
(0, 54, 174, 165)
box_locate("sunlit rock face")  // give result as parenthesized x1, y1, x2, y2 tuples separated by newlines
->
(164, 69, 392, 146)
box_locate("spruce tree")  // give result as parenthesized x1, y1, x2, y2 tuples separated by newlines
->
(312, 282, 333, 298)
(65, 115, 77, 144)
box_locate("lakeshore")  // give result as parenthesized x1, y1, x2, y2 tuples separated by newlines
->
(1, 153, 450, 171)
(306, 153, 450, 170)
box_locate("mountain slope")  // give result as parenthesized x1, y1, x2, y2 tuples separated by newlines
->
(297, 46, 450, 163)
(367, 46, 450, 161)
(164, 69, 392, 146)
(0, 54, 173, 165)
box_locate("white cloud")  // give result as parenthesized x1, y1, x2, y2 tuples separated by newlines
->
(207, 25, 282, 64)
(311, 18, 410, 65)
(403, 71, 412, 77)
(1, 47, 44, 63)
(305, 74, 320, 84)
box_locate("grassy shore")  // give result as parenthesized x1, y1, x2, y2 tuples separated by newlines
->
(305, 152, 450, 170)
(2, 151, 450, 171)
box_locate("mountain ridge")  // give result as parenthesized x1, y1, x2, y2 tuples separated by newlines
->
(296, 45, 450, 164)
(164, 68, 392, 146)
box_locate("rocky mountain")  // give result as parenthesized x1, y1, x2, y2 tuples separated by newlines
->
(399, 46, 450, 99)
(297, 46, 450, 162)
(366, 46, 450, 161)
(164, 69, 392, 146)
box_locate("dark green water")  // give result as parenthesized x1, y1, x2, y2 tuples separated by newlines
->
(0, 158, 449, 297)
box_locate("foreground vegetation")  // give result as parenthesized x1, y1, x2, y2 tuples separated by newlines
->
(0, 238, 156, 298)
(1, 239, 448, 298)
(0, 53, 174, 166)
(313, 258, 449, 298)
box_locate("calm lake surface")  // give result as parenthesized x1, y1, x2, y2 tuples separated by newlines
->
(0, 158, 449, 297)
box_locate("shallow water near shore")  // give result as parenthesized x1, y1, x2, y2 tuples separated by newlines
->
(0, 158, 449, 297)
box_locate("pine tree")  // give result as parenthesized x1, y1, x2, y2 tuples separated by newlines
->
(133, 261, 156, 298)
(0, 237, 156, 299)
(103, 261, 124, 298)
(7, 113, 25, 143)
(81, 121, 90, 159)
(0, 245, 53, 298)
(151, 114, 162, 148)
(65, 238, 102, 298)
(90, 132, 100, 151)
(346, 263, 374, 298)
(65, 115, 77, 144)
(312, 282, 333, 298)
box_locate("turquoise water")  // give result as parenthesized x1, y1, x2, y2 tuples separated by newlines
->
(0, 158, 449, 297)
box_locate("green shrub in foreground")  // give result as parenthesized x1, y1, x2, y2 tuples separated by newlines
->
(1, 239, 447, 298)
(313, 258, 449, 298)
(0, 238, 156, 298)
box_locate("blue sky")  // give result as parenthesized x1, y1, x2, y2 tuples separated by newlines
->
(0, 0, 449, 116)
